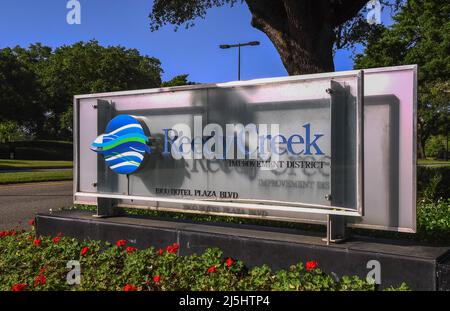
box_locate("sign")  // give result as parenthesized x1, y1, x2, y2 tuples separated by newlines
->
(74, 65, 417, 233)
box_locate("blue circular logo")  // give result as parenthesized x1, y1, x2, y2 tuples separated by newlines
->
(90, 115, 151, 174)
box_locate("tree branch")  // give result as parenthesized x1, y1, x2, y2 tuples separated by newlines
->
(245, 0, 286, 32)
(330, 0, 368, 27)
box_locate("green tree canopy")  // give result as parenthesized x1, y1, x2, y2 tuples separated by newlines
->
(40, 40, 162, 139)
(0, 41, 164, 140)
(161, 74, 196, 87)
(0, 121, 26, 143)
(0, 48, 43, 131)
(149, 0, 403, 75)
(354, 0, 450, 158)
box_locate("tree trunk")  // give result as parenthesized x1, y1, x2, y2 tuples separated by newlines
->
(418, 136, 426, 159)
(245, 0, 367, 75)
(417, 117, 432, 159)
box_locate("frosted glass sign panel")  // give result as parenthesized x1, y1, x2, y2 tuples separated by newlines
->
(127, 82, 335, 207)
(75, 71, 364, 221)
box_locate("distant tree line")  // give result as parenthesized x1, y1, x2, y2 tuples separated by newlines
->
(0, 40, 193, 142)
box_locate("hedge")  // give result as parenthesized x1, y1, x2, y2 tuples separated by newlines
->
(0, 228, 408, 291)
(417, 166, 450, 201)
(0, 141, 73, 161)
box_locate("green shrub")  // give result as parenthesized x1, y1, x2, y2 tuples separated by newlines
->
(0, 230, 407, 291)
(425, 135, 447, 159)
(417, 166, 450, 200)
(417, 199, 450, 240)
(0, 140, 72, 160)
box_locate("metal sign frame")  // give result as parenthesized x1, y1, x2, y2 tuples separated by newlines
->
(74, 70, 364, 220)
(73, 65, 417, 233)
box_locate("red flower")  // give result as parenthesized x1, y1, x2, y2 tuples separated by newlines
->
(152, 274, 161, 283)
(123, 284, 137, 291)
(81, 246, 89, 255)
(33, 239, 41, 246)
(207, 265, 216, 273)
(116, 239, 127, 247)
(1, 231, 10, 237)
(53, 236, 61, 244)
(306, 260, 318, 272)
(126, 246, 137, 254)
(157, 248, 164, 255)
(166, 243, 180, 254)
(28, 219, 35, 226)
(225, 257, 234, 267)
(34, 268, 46, 287)
(1, 230, 17, 237)
(11, 283, 28, 291)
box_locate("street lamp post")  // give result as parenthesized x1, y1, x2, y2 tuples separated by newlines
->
(219, 41, 260, 81)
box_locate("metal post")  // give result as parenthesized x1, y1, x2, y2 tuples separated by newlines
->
(323, 214, 347, 244)
(238, 44, 241, 81)
(93, 100, 122, 218)
(219, 41, 259, 81)
(127, 174, 130, 196)
(326, 215, 331, 245)
(322, 81, 351, 244)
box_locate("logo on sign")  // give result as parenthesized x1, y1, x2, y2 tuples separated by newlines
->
(91, 115, 325, 175)
(90, 115, 151, 174)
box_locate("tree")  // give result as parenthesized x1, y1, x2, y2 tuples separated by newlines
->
(38, 40, 163, 139)
(1, 41, 164, 140)
(0, 121, 26, 143)
(0, 48, 44, 133)
(354, 0, 450, 158)
(149, 0, 402, 75)
(162, 74, 196, 87)
(8, 44, 53, 136)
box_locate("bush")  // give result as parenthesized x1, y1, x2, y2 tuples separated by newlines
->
(0, 140, 73, 161)
(0, 229, 407, 291)
(425, 135, 447, 159)
(416, 199, 450, 242)
(417, 166, 450, 201)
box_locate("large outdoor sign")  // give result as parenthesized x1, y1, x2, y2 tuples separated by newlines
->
(74, 65, 417, 233)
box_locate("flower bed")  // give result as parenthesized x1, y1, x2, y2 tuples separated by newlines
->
(0, 225, 408, 291)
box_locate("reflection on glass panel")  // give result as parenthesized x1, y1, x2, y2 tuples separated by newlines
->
(91, 76, 361, 212)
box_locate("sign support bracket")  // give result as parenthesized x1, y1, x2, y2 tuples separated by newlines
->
(93, 99, 122, 218)
(323, 215, 348, 245)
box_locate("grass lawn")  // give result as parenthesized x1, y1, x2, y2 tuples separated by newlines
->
(0, 159, 73, 170)
(0, 170, 73, 184)
(417, 158, 450, 167)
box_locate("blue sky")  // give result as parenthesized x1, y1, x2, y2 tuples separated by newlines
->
(0, 0, 393, 83)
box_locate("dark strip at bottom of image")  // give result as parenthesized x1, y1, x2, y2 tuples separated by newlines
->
(0, 291, 445, 309)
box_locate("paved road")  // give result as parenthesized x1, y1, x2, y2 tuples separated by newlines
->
(0, 181, 73, 231)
